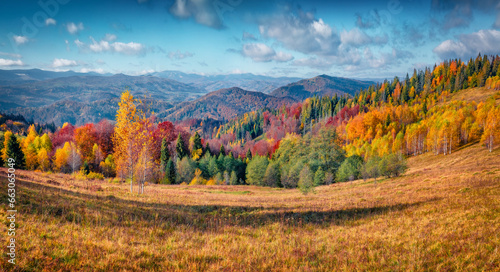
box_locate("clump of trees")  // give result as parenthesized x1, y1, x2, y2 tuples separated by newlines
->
(338, 153, 408, 183)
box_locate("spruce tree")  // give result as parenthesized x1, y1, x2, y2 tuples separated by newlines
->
(192, 132, 203, 152)
(175, 133, 187, 159)
(314, 166, 325, 186)
(205, 142, 211, 156)
(83, 161, 90, 175)
(165, 159, 176, 184)
(6, 134, 25, 169)
(160, 138, 169, 170)
(219, 144, 225, 156)
(246, 149, 252, 160)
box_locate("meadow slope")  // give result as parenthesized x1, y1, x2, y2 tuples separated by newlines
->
(0, 142, 499, 271)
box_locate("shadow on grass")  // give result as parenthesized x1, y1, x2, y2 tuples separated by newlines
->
(6, 178, 441, 231)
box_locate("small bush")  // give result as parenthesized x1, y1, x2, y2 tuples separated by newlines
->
(206, 178, 217, 186)
(87, 172, 104, 180)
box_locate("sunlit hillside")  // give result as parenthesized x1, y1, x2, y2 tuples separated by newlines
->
(1, 138, 499, 271)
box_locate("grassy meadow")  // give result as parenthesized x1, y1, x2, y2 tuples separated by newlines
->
(1, 142, 499, 271)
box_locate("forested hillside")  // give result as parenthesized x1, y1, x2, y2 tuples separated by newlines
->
(1, 54, 499, 192)
(270, 74, 373, 100)
(164, 87, 296, 121)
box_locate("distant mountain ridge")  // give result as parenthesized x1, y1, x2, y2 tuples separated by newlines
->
(150, 70, 302, 94)
(163, 87, 296, 121)
(0, 69, 379, 125)
(0, 68, 109, 85)
(0, 73, 205, 110)
(270, 75, 374, 101)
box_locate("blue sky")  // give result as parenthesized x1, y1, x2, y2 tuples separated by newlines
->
(0, 0, 499, 79)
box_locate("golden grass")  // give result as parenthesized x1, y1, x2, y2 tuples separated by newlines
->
(446, 86, 500, 104)
(1, 143, 499, 271)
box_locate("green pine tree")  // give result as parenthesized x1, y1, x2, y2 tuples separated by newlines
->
(83, 161, 90, 175)
(192, 132, 203, 152)
(219, 144, 225, 156)
(314, 166, 325, 186)
(165, 159, 176, 184)
(160, 137, 170, 170)
(5, 134, 25, 169)
(205, 142, 211, 156)
(175, 133, 187, 159)
(245, 149, 252, 160)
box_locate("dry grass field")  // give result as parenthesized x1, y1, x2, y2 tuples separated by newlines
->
(1, 142, 499, 271)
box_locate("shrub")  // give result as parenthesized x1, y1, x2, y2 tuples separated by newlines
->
(336, 155, 364, 182)
(87, 172, 104, 180)
(314, 166, 325, 186)
(380, 153, 407, 178)
(246, 156, 269, 186)
(298, 165, 314, 195)
(263, 161, 281, 187)
(189, 169, 206, 185)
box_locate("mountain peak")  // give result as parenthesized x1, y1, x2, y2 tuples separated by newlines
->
(270, 75, 374, 101)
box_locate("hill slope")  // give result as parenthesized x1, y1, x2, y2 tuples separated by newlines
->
(164, 87, 295, 121)
(270, 74, 373, 101)
(1, 141, 498, 271)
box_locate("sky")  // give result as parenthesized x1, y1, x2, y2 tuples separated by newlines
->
(0, 0, 499, 79)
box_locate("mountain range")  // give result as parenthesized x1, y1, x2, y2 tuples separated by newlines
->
(0, 69, 375, 125)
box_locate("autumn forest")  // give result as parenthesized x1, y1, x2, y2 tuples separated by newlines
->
(1, 55, 499, 195)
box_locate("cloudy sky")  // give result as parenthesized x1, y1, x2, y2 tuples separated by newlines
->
(0, 0, 499, 79)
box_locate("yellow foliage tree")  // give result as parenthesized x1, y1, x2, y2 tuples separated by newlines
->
(189, 168, 206, 185)
(23, 125, 39, 170)
(54, 142, 71, 172)
(37, 147, 50, 171)
(113, 91, 141, 192)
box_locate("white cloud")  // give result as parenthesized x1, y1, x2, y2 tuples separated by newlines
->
(136, 69, 155, 75)
(80, 68, 105, 74)
(168, 50, 194, 60)
(231, 69, 245, 74)
(13, 35, 29, 45)
(45, 18, 56, 26)
(258, 9, 340, 56)
(495, 3, 500, 28)
(312, 19, 332, 38)
(242, 32, 257, 41)
(0, 52, 22, 59)
(52, 58, 78, 68)
(104, 34, 117, 42)
(292, 57, 335, 69)
(340, 28, 388, 48)
(67, 22, 84, 34)
(0, 58, 24, 66)
(75, 37, 146, 55)
(292, 47, 412, 71)
(169, 0, 223, 29)
(433, 29, 500, 59)
(241, 43, 293, 62)
(111, 42, 145, 55)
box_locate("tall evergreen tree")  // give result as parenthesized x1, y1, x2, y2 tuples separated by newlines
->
(6, 134, 25, 169)
(205, 142, 211, 156)
(175, 133, 187, 159)
(219, 144, 225, 156)
(160, 137, 169, 170)
(192, 132, 203, 152)
(164, 159, 176, 184)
